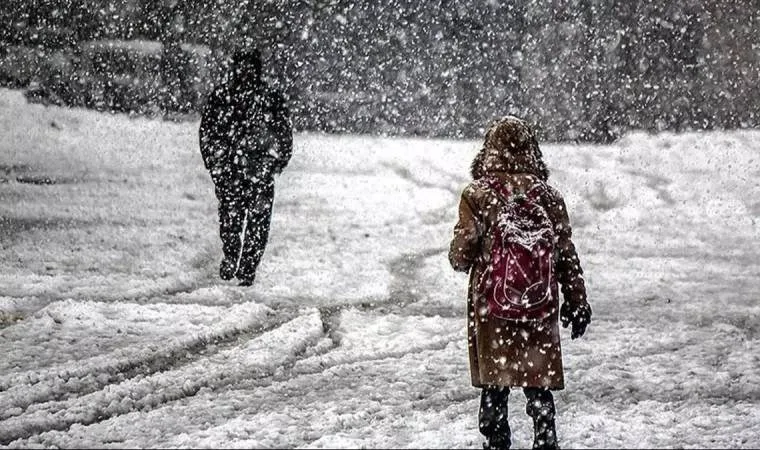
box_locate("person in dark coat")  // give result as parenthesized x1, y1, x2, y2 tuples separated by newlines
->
(199, 48, 293, 286)
(449, 116, 591, 450)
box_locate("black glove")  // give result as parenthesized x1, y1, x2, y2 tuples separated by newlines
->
(560, 302, 592, 339)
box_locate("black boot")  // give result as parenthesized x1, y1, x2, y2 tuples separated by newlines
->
(483, 436, 510, 450)
(479, 386, 511, 450)
(219, 257, 237, 280)
(525, 388, 559, 450)
(235, 256, 258, 287)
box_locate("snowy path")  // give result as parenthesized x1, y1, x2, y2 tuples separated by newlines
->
(1, 89, 759, 448)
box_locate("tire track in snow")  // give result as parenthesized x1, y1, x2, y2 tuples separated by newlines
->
(386, 247, 462, 318)
(313, 245, 460, 342)
(623, 169, 675, 206)
(2, 239, 462, 442)
(1, 245, 288, 418)
(2, 295, 460, 446)
(1, 285, 357, 444)
(380, 160, 463, 197)
(2, 273, 454, 441)
(225, 330, 462, 396)
(10, 333, 471, 450)
(388, 249, 438, 305)
(0, 311, 325, 446)
(164, 331, 474, 450)
(1, 242, 458, 429)
(0, 302, 279, 421)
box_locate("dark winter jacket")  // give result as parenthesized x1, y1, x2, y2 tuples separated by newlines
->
(199, 68, 292, 197)
(449, 117, 589, 389)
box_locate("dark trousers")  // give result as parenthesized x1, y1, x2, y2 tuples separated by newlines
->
(215, 175, 275, 282)
(480, 386, 557, 450)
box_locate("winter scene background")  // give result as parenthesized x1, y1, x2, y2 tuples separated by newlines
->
(1, 1, 760, 449)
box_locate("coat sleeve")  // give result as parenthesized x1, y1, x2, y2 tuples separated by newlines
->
(198, 88, 230, 174)
(268, 91, 293, 174)
(544, 186, 589, 310)
(449, 185, 481, 273)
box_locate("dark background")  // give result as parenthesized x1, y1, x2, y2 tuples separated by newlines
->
(1, 0, 758, 141)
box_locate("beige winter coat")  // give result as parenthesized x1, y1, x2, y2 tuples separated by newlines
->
(449, 120, 588, 390)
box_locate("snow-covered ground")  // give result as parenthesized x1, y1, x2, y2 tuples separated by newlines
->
(0, 88, 758, 449)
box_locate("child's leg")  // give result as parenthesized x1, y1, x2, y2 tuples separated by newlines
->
(479, 386, 511, 449)
(524, 387, 558, 450)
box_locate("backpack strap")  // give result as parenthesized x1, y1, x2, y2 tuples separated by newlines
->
(483, 176, 545, 206)
(482, 176, 512, 206)
(523, 182, 546, 202)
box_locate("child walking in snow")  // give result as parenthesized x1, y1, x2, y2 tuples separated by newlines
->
(449, 116, 591, 450)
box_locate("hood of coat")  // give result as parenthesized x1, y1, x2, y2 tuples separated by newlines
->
(470, 116, 547, 180)
(231, 48, 263, 84)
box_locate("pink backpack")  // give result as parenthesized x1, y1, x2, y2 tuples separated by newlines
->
(478, 177, 559, 322)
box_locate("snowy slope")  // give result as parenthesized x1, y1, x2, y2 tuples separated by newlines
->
(0, 88, 759, 448)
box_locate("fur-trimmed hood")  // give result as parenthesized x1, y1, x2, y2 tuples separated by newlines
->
(470, 116, 549, 181)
